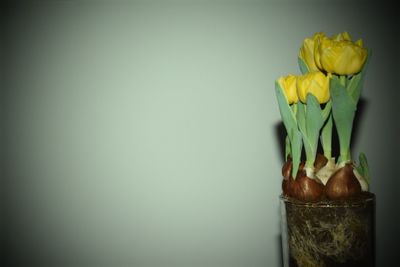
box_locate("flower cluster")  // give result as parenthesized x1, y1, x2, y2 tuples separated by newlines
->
(300, 32, 367, 75)
(279, 32, 367, 105)
(275, 32, 370, 202)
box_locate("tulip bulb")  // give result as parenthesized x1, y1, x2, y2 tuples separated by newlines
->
(282, 159, 292, 180)
(282, 176, 295, 197)
(288, 176, 301, 198)
(314, 154, 328, 172)
(294, 171, 324, 202)
(325, 164, 361, 200)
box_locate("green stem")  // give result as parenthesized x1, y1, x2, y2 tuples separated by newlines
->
(339, 75, 351, 163)
(297, 96, 324, 172)
(321, 113, 333, 160)
(305, 159, 315, 169)
(339, 75, 347, 87)
(304, 137, 318, 170)
(339, 147, 351, 163)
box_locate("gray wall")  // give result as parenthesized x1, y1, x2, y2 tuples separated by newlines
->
(2, 1, 398, 266)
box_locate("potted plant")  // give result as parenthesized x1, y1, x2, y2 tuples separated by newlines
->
(276, 32, 375, 267)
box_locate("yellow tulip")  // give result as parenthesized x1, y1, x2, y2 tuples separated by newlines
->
(314, 34, 325, 71)
(297, 71, 330, 104)
(299, 32, 325, 72)
(332, 31, 352, 41)
(314, 33, 368, 75)
(278, 74, 298, 104)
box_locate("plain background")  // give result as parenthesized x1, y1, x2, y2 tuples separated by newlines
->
(1, 0, 399, 266)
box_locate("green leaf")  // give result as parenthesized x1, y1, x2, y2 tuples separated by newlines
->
(301, 134, 313, 168)
(290, 129, 303, 178)
(298, 57, 309, 75)
(275, 81, 297, 139)
(306, 94, 324, 140)
(347, 73, 363, 104)
(290, 103, 298, 116)
(357, 152, 371, 183)
(348, 50, 371, 104)
(320, 100, 332, 158)
(275, 81, 302, 177)
(296, 102, 307, 137)
(304, 94, 325, 165)
(296, 101, 312, 167)
(320, 113, 333, 159)
(330, 76, 357, 163)
(321, 100, 332, 121)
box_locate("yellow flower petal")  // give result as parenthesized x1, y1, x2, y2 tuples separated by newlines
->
(278, 74, 299, 104)
(333, 31, 352, 41)
(299, 32, 326, 72)
(297, 71, 330, 104)
(314, 32, 368, 75)
(355, 39, 364, 47)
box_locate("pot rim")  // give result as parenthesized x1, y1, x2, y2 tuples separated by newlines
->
(280, 193, 375, 208)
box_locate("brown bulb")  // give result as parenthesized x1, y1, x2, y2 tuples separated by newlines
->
(287, 176, 300, 198)
(282, 178, 289, 196)
(314, 153, 328, 172)
(281, 158, 292, 196)
(289, 161, 305, 198)
(282, 160, 315, 199)
(293, 171, 324, 202)
(282, 159, 292, 180)
(298, 161, 305, 172)
(325, 164, 361, 200)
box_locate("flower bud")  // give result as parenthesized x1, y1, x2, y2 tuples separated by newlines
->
(299, 32, 325, 72)
(314, 32, 367, 75)
(278, 75, 298, 104)
(296, 71, 330, 104)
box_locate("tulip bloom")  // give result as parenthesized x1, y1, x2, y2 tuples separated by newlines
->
(278, 74, 298, 104)
(297, 71, 330, 104)
(299, 32, 325, 72)
(314, 32, 367, 75)
(332, 31, 352, 42)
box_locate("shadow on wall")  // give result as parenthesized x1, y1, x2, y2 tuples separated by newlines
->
(276, 234, 284, 267)
(274, 122, 286, 163)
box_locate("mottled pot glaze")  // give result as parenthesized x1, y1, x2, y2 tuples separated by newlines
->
(280, 193, 375, 267)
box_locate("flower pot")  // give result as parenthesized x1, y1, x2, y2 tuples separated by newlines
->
(280, 192, 375, 267)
